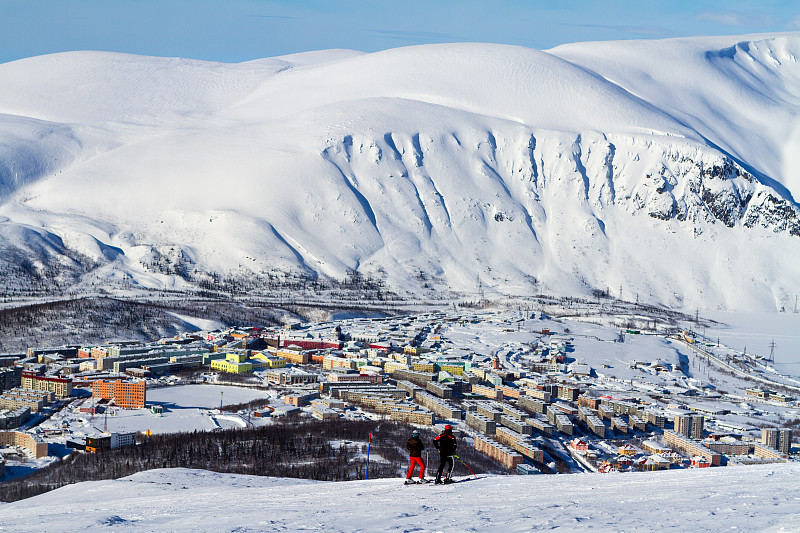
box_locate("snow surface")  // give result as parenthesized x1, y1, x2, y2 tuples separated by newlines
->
(0, 464, 798, 531)
(39, 385, 271, 437)
(1, 35, 800, 311)
(704, 311, 800, 376)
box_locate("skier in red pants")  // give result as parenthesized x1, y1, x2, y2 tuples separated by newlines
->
(405, 430, 428, 484)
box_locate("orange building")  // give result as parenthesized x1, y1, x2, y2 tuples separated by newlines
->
(92, 380, 146, 409)
(274, 347, 310, 365)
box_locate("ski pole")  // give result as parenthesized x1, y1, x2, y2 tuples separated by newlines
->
(452, 454, 478, 479)
(366, 433, 372, 480)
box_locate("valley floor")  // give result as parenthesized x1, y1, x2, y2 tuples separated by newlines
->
(0, 463, 797, 532)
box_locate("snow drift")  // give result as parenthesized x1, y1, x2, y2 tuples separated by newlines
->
(1, 34, 799, 310)
(0, 465, 798, 531)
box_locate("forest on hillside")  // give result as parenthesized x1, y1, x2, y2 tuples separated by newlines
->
(0, 418, 507, 502)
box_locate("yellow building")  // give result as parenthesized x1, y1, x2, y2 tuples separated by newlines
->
(411, 362, 436, 372)
(210, 353, 253, 374)
(618, 444, 638, 456)
(251, 353, 288, 369)
(438, 364, 465, 376)
(384, 361, 410, 374)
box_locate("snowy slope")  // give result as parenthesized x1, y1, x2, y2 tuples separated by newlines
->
(1, 35, 799, 310)
(0, 465, 798, 531)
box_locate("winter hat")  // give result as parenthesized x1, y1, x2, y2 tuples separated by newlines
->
(411, 430, 420, 437)
(444, 424, 452, 431)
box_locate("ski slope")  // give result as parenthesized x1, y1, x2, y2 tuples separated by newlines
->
(0, 464, 797, 531)
(1, 35, 799, 311)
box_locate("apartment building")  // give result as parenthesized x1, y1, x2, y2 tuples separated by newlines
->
(465, 412, 497, 435)
(323, 355, 357, 370)
(476, 403, 503, 422)
(0, 406, 31, 429)
(327, 372, 382, 384)
(495, 427, 544, 463)
(471, 384, 503, 400)
(674, 413, 704, 439)
(0, 388, 53, 412)
(752, 443, 789, 461)
(20, 372, 72, 398)
(425, 381, 454, 399)
(0, 430, 48, 458)
(0, 366, 22, 393)
(92, 380, 146, 409)
(518, 396, 547, 414)
(311, 404, 339, 420)
(389, 409, 435, 425)
(557, 385, 580, 401)
(414, 391, 463, 419)
(586, 415, 606, 438)
(473, 434, 524, 469)
(500, 404, 528, 421)
(663, 430, 721, 466)
(500, 415, 533, 436)
(264, 368, 319, 385)
(284, 391, 319, 407)
(762, 428, 792, 455)
(528, 417, 555, 436)
(274, 347, 310, 365)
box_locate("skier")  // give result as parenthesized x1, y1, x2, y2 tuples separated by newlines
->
(433, 424, 457, 484)
(405, 430, 427, 484)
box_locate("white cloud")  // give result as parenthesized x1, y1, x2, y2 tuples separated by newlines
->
(695, 9, 775, 27)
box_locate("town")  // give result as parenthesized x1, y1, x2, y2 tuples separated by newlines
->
(1, 307, 797, 485)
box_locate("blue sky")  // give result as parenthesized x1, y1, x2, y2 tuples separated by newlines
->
(1, 0, 799, 63)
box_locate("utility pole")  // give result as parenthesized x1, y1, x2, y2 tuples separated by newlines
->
(769, 340, 776, 364)
(220, 391, 224, 411)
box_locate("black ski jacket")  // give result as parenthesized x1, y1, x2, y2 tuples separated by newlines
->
(433, 432, 457, 456)
(407, 436, 424, 457)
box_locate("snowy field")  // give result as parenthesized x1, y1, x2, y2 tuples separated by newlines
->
(44, 385, 273, 437)
(704, 311, 800, 379)
(147, 384, 271, 409)
(0, 464, 797, 532)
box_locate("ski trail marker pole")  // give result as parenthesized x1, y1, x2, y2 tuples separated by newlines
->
(366, 433, 372, 480)
(453, 454, 478, 479)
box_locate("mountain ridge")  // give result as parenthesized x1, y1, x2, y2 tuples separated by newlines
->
(1, 34, 799, 311)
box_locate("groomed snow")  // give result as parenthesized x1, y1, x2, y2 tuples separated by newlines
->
(0, 464, 797, 531)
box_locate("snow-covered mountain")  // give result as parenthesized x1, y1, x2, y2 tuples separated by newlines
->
(0, 465, 798, 531)
(1, 34, 799, 311)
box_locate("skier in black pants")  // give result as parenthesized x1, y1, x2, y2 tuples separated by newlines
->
(433, 424, 457, 484)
